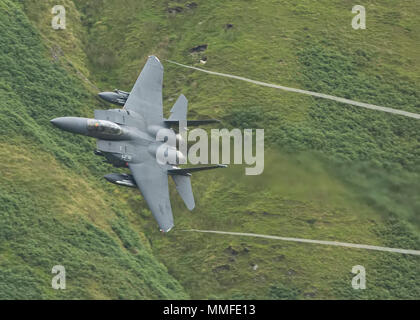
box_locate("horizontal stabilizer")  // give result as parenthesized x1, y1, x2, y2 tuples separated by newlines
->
(168, 164, 227, 176)
(164, 119, 220, 127)
(171, 175, 195, 210)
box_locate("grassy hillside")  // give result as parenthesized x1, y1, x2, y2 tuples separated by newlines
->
(0, 0, 418, 299)
(0, 0, 187, 299)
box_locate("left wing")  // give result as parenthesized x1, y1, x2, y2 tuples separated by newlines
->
(128, 161, 174, 232)
(124, 56, 164, 125)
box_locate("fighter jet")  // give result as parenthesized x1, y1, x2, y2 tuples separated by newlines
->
(51, 56, 226, 232)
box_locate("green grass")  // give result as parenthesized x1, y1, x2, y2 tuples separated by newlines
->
(0, 0, 418, 299)
(144, 154, 420, 299)
(0, 0, 187, 299)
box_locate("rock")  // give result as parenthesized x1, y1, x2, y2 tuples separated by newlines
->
(186, 2, 197, 9)
(213, 264, 230, 273)
(190, 44, 208, 53)
(167, 6, 183, 14)
(273, 254, 285, 262)
(305, 218, 317, 225)
(225, 245, 239, 256)
(199, 56, 207, 64)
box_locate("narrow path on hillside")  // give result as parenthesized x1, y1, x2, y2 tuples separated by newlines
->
(181, 229, 420, 256)
(166, 60, 420, 120)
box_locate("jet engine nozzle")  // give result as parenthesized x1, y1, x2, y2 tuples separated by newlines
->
(148, 126, 184, 148)
(162, 148, 186, 165)
(148, 144, 186, 165)
(147, 125, 166, 138)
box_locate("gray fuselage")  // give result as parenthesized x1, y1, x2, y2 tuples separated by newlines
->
(50, 109, 171, 168)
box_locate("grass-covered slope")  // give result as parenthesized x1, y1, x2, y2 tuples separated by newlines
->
(0, 0, 187, 299)
(2, 0, 419, 299)
(72, 0, 420, 227)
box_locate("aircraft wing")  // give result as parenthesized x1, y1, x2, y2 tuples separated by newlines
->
(124, 56, 163, 125)
(128, 161, 174, 232)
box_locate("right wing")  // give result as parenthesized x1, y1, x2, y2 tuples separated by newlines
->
(124, 56, 164, 125)
(128, 161, 174, 232)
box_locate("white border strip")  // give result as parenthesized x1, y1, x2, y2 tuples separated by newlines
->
(166, 60, 420, 120)
(182, 229, 420, 256)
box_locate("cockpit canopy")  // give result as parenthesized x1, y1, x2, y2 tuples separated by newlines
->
(87, 119, 122, 136)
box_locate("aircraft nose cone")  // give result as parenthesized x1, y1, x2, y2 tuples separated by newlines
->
(50, 117, 88, 135)
(50, 117, 65, 128)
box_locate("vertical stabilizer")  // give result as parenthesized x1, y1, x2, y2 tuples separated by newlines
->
(171, 175, 195, 210)
(169, 94, 188, 120)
